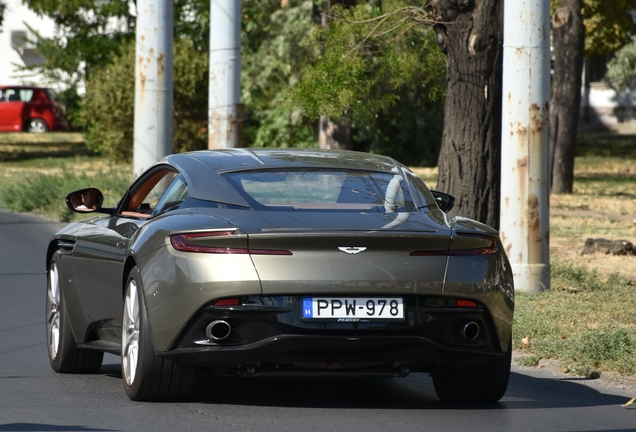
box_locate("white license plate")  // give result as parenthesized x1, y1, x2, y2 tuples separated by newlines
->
(302, 297, 404, 321)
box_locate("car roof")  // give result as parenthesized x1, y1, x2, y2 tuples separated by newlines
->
(156, 149, 402, 207)
(170, 148, 401, 173)
(0, 85, 47, 89)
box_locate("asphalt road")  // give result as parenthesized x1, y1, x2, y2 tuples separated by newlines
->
(1, 209, 635, 432)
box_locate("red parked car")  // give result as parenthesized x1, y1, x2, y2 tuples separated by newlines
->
(0, 86, 70, 132)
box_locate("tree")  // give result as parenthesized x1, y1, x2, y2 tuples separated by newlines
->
(291, 1, 447, 165)
(79, 38, 209, 162)
(607, 36, 636, 91)
(241, 0, 322, 149)
(21, 0, 210, 123)
(431, 0, 503, 229)
(550, 0, 584, 194)
(550, 0, 636, 194)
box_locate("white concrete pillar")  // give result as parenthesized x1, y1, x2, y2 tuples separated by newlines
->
(133, 0, 174, 176)
(500, 0, 551, 292)
(208, 0, 242, 149)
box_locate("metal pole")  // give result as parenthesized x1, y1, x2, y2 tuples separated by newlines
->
(500, 0, 551, 292)
(134, 0, 174, 176)
(208, 0, 242, 149)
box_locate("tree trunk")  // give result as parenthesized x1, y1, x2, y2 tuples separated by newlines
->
(318, 116, 352, 149)
(432, 0, 503, 229)
(315, 0, 353, 150)
(550, 0, 584, 194)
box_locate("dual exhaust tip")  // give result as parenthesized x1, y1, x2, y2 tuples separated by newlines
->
(461, 321, 480, 342)
(206, 320, 232, 341)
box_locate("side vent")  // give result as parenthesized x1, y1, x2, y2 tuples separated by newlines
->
(57, 240, 75, 255)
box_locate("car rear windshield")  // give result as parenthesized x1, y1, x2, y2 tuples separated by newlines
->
(223, 169, 419, 212)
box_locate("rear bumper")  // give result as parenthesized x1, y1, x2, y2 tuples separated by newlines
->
(157, 295, 510, 374)
(158, 334, 505, 371)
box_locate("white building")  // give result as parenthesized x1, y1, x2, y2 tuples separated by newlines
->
(0, 0, 56, 87)
(580, 55, 636, 133)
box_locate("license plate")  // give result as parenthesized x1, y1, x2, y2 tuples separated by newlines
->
(302, 297, 404, 322)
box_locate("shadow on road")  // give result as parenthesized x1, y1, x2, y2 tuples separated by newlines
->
(91, 362, 634, 410)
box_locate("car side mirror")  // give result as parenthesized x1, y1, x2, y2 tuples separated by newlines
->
(65, 188, 104, 213)
(430, 190, 455, 213)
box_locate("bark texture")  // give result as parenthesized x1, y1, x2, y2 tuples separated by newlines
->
(433, 0, 503, 229)
(550, 0, 584, 194)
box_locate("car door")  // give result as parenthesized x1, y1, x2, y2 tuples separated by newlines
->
(70, 167, 178, 343)
(0, 88, 24, 131)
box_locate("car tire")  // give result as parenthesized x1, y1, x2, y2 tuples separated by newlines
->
(122, 267, 195, 401)
(46, 252, 104, 373)
(27, 118, 49, 133)
(432, 341, 512, 403)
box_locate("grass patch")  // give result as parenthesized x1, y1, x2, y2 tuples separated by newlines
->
(0, 155, 131, 221)
(514, 260, 636, 377)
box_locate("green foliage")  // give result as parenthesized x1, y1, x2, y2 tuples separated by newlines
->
(514, 260, 636, 377)
(0, 168, 131, 222)
(606, 37, 636, 92)
(581, 0, 636, 55)
(550, 0, 636, 55)
(290, 0, 446, 165)
(241, 0, 322, 148)
(22, 0, 210, 126)
(23, 0, 134, 88)
(79, 39, 208, 162)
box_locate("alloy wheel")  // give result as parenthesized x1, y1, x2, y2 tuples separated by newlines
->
(47, 263, 61, 360)
(122, 279, 140, 386)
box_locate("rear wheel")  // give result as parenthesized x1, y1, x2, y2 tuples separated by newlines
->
(46, 252, 103, 373)
(122, 267, 195, 401)
(433, 342, 512, 403)
(27, 118, 49, 132)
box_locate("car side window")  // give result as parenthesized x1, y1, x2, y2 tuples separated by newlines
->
(402, 169, 437, 209)
(19, 89, 33, 102)
(151, 175, 189, 217)
(121, 169, 178, 218)
(5, 89, 20, 102)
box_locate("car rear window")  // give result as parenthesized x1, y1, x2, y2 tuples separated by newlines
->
(223, 169, 418, 212)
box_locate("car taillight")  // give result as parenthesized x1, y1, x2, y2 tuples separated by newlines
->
(170, 231, 292, 255)
(170, 231, 248, 254)
(409, 233, 498, 256)
(456, 299, 478, 307)
(213, 298, 241, 306)
(449, 233, 498, 255)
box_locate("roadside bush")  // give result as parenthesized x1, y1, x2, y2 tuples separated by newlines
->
(0, 169, 131, 222)
(79, 38, 208, 162)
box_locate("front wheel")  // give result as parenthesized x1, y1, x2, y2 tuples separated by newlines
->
(27, 118, 49, 132)
(46, 252, 103, 373)
(122, 267, 195, 401)
(433, 342, 512, 403)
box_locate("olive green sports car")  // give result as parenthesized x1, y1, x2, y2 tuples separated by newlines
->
(46, 149, 514, 402)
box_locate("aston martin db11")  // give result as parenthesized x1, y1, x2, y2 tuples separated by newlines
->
(46, 148, 514, 402)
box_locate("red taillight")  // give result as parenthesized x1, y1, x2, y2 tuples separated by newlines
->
(456, 299, 478, 307)
(450, 233, 498, 255)
(170, 231, 248, 254)
(410, 234, 498, 256)
(170, 231, 292, 255)
(213, 298, 241, 306)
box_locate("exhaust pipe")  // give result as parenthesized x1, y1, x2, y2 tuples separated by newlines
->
(461, 321, 480, 342)
(206, 320, 232, 341)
